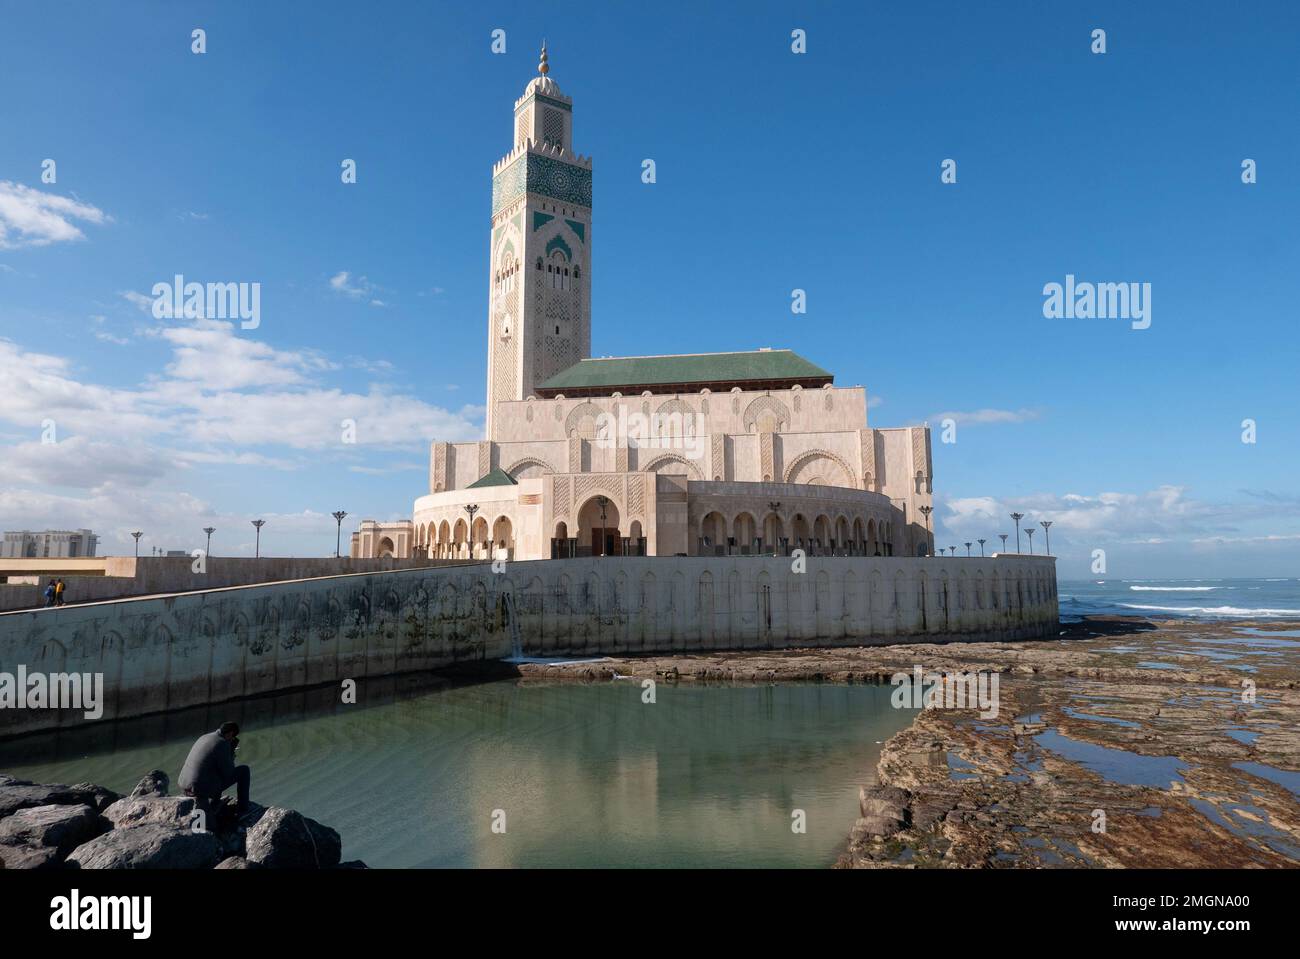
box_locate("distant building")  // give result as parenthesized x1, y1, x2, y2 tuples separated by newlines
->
(0, 529, 99, 558)
(350, 520, 413, 559)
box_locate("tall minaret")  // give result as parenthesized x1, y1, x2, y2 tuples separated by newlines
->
(485, 43, 594, 439)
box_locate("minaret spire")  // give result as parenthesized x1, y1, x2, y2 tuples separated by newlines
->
(539, 41, 549, 75)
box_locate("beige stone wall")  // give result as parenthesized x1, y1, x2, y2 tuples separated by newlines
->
(491, 384, 869, 444)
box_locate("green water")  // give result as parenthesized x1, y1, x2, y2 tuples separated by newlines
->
(0, 677, 914, 868)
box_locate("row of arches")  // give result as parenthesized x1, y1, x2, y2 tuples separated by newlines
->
(695, 510, 896, 557)
(416, 515, 516, 560)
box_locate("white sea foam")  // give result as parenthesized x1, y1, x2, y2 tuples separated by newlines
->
(1128, 586, 1221, 592)
(1121, 603, 1300, 618)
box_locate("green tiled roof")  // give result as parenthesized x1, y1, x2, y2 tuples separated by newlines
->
(467, 468, 519, 488)
(537, 349, 832, 392)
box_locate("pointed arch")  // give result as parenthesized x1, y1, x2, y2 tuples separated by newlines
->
(783, 449, 856, 488)
(641, 452, 704, 480)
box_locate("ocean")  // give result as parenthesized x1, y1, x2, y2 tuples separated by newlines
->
(1059, 577, 1300, 622)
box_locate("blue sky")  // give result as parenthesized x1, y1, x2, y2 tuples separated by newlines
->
(1, 0, 1297, 576)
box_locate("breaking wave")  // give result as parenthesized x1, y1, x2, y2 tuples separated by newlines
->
(1120, 603, 1300, 618)
(1128, 586, 1221, 592)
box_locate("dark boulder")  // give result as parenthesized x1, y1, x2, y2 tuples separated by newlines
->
(214, 856, 261, 869)
(244, 807, 342, 869)
(0, 779, 120, 819)
(129, 770, 170, 798)
(0, 842, 62, 869)
(0, 803, 107, 857)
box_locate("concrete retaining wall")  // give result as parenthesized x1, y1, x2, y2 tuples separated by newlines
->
(0, 555, 1058, 737)
(0, 556, 479, 612)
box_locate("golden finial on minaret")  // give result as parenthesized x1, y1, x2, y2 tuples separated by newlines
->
(538, 41, 549, 76)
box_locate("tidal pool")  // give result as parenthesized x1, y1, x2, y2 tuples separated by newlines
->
(0, 677, 914, 868)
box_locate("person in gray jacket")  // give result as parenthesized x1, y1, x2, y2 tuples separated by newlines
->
(178, 721, 250, 816)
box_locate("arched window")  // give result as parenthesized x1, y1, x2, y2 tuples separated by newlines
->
(536, 257, 543, 271)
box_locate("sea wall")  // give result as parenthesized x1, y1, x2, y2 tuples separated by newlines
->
(0, 555, 1057, 737)
(0, 556, 478, 612)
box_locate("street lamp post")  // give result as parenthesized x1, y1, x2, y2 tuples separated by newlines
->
(464, 505, 479, 558)
(596, 495, 609, 557)
(949, 546, 957, 556)
(131, 531, 142, 557)
(332, 511, 348, 558)
(1010, 512, 1025, 552)
(1040, 520, 1053, 555)
(965, 542, 972, 557)
(1026, 527, 1035, 555)
(251, 519, 266, 558)
(978, 538, 986, 557)
(998, 533, 1008, 553)
(203, 527, 215, 556)
(919, 505, 933, 556)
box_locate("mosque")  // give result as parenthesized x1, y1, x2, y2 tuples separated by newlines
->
(351, 47, 935, 563)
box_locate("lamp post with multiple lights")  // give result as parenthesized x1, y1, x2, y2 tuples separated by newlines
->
(918, 504, 934, 556)
(1010, 512, 1024, 552)
(1040, 520, 1053, 555)
(131, 531, 142, 557)
(464, 505, 479, 558)
(977, 538, 986, 557)
(251, 519, 266, 558)
(203, 527, 215, 555)
(332, 511, 348, 558)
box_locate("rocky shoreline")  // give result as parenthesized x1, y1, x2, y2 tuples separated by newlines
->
(0, 769, 364, 870)
(516, 616, 1300, 868)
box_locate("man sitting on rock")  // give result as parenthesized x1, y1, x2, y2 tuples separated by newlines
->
(178, 722, 251, 821)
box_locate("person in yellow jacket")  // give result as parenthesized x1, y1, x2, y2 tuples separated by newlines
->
(54, 578, 66, 606)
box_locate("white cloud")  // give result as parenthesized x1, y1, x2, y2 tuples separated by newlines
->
(153, 319, 334, 391)
(119, 290, 154, 312)
(0, 181, 109, 249)
(928, 407, 1040, 425)
(0, 437, 173, 490)
(329, 271, 372, 298)
(0, 324, 485, 553)
(937, 484, 1295, 556)
(0, 324, 482, 458)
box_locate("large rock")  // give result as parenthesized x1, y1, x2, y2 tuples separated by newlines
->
(214, 856, 261, 869)
(0, 842, 62, 869)
(129, 770, 169, 798)
(103, 795, 197, 829)
(0, 803, 106, 857)
(0, 779, 120, 819)
(66, 824, 222, 869)
(244, 807, 341, 869)
(853, 814, 905, 838)
(859, 785, 910, 823)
